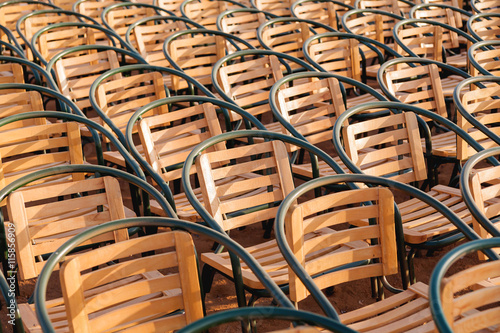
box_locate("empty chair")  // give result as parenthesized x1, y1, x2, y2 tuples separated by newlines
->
(126, 15, 203, 66)
(251, 0, 292, 17)
(46, 45, 147, 114)
(31, 22, 120, 67)
(16, 9, 98, 61)
(275, 175, 436, 332)
(430, 238, 500, 332)
(73, 0, 123, 25)
(410, 2, 470, 29)
(17, 217, 203, 332)
(101, 2, 174, 50)
(181, 0, 247, 30)
(216, 8, 277, 50)
(468, 12, 500, 41)
(471, 0, 500, 13)
(163, 29, 253, 91)
(468, 40, 500, 76)
(291, 0, 354, 30)
(355, 0, 414, 17)
(213, 49, 317, 133)
(257, 17, 337, 70)
(155, 0, 185, 14)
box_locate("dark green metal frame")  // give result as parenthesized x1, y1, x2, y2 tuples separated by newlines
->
(179, 307, 356, 333)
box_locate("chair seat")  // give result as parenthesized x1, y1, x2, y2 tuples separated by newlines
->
(201, 228, 369, 290)
(339, 282, 434, 333)
(421, 131, 456, 158)
(292, 157, 350, 179)
(18, 271, 171, 333)
(346, 89, 384, 110)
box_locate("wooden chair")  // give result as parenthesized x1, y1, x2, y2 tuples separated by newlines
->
(430, 238, 500, 332)
(468, 40, 500, 76)
(0, 1, 59, 52)
(333, 104, 482, 279)
(181, 0, 247, 30)
(16, 9, 98, 61)
(126, 15, 203, 67)
(18, 220, 202, 332)
(270, 72, 386, 179)
(216, 8, 276, 50)
(7, 176, 129, 282)
(471, 0, 500, 13)
(291, 0, 354, 31)
(31, 22, 119, 67)
(410, 2, 470, 29)
(379, 60, 468, 177)
(73, 0, 123, 25)
(90, 70, 169, 167)
(276, 176, 435, 332)
(135, 100, 225, 220)
(101, 2, 174, 50)
(0, 63, 26, 93)
(467, 12, 500, 41)
(354, 0, 413, 17)
(163, 29, 253, 91)
(393, 19, 474, 71)
(454, 77, 500, 163)
(213, 49, 315, 133)
(46, 45, 145, 114)
(341, 8, 404, 70)
(303, 33, 389, 109)
(251, 0, 292, 17)
(257, 17, 337, 71)
(183, 131, 349, 308)
(155, 0, 185, 15)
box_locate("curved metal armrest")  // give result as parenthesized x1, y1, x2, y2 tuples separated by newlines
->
(467, 13, 500, 41)
(179, 307, 356, 333)
(467, 40, 500, 75)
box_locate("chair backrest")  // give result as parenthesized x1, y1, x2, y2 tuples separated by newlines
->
(215, 53, 285, 124)
(285, 186, 398, 302)
(17, 9, 95, 61)
(411, 2, 465, 29)
(252, 0, 292, 17)
(471, 0, 500, 13)
(292, 0, 353, 30)
(129, 16, 198, 65)
(138, 101, 224, 186)
(73, 0, 121, 24)
(468, 13, 500, 41)
(469, 41, 500, 76)
(217, 8, 270, 49)
(394, 24, 444, 61)
(273, 75, 346, 151)
(32, 23, 116, 66)
(181, 0, 246, 30)
(381, 63, 448, 120)
(59, 229, 203, 332)
(468, 163, 500, 259)
(258, 19, 332, 65)
(305, 36, 362, 83)
(155, 0, 184, 14)
(50, 47, 125, 112)
(0, 121, 85, 190)
(7, 176, 129, 280)
(0, 63, 25, 92)
(356, 0, 401, 15)
(0, 90, 46, 129)
(0, 1, 57, 44)
(343, 111, 428, 183)
(164, 29, 252, 90)
(195, 139, 295, 232)
(456, 80, 500, 161)
(94, 71, 169, 140)
(342, 9, 404, 48)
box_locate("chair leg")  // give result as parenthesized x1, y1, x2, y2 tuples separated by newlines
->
(201, 264, 217, 298)
(407, 247, 418, 284)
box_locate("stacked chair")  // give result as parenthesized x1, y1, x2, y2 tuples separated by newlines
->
(1, 0, 500, 332)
